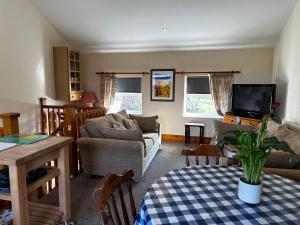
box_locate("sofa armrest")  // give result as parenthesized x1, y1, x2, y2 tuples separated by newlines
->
(156, 121, 161, 135)
(77, 137, 144, 180)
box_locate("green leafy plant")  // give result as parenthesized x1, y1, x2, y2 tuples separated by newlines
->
(218, 116, 295, 184)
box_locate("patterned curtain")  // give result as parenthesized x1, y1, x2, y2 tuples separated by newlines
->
(209, 73, 234, 116)
(99, 73, 116, 110)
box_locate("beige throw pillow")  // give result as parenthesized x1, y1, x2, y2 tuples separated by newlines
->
(123, 118, 141, 130)
(213, 120, 252, 141)
(129, 115, 159, 133)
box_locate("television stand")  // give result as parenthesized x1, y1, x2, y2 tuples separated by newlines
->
(224, 114, 261, 128)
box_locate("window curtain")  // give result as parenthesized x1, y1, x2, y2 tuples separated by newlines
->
(99, 73, 116, 110)
(209, 73, 234, 116)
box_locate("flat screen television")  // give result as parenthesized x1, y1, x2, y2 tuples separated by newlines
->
(231, 84, 276, 118)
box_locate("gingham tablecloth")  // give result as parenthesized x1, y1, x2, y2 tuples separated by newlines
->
(135, 166, 300, 225)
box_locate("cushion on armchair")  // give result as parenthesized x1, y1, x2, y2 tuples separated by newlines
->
(276, 125, 300, 156)
(265, 152, 299, 169)
(213, 120, 252, 141)
(129, 115, 159, 133)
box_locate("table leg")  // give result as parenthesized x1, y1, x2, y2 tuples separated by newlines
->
(200, 127, 204, 144)
(184, 126, 187, 146)
(9, 164, 29, 225)
(199, 127, 201, 144)
(187, 126, 191, 145)
(58, 145, 71, 220)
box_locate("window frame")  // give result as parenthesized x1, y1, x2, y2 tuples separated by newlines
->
(110, 76, 143, 115)
(183, 75, 221, 118)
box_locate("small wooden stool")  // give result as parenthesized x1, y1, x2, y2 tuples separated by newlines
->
(184, 122, 205, 146)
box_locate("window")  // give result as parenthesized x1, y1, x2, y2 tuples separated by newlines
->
(184, 76, 219, 117)
(110, 77, 142, 114)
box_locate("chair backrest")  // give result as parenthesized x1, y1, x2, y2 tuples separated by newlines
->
(182, 144, 228, 166)
(93, 170, 136, 225)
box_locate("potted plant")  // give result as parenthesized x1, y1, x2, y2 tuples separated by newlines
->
(218, 116, 295, 204)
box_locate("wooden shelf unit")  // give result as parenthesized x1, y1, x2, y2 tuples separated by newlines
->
(27, 167, 60, 194)
(53, 47, 82, 101)
(28, 202, 63, 225)
(0, 136, 73, 225)
(224, 114, 261, 128)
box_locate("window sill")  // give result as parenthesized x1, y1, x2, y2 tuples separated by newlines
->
(183, 113, 223, 119)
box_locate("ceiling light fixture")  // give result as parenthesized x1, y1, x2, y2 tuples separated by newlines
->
(162, 27, 168, 32)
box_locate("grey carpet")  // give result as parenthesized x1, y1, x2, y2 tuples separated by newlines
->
(41, 141, 189, 225)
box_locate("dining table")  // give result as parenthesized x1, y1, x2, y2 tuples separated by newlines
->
(135, 166, 300, 225)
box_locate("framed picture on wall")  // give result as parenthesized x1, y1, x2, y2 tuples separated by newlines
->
(150, 69, 176, 101)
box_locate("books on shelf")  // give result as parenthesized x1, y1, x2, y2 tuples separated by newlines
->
(0, 209, 12, 225)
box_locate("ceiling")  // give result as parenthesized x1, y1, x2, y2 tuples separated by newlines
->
(31, 0, 297, 53)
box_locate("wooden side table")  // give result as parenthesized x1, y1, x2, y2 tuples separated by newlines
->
(0, 136, 73, 225)
(184, 122, 205, 146)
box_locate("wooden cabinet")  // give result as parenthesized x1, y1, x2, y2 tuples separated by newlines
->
(53, 47, 82, 101)
(224, 114, 261, 128)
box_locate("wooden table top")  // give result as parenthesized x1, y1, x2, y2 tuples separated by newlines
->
(184, 122, 205, 127)
(0, 136, 73, 166)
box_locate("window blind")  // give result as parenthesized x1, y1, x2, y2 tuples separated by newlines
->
(186, 76, 210, 94)
(116, 78, 142, 93)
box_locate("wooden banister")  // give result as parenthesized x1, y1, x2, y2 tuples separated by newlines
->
(39, 97, 106, 176)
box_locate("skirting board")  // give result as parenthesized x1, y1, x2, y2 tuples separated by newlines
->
(162, 134, 211, 144)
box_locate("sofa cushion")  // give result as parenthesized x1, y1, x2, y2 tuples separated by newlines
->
(276, 126, 300, 156)
(129, 115, 159, 133)
(143, 133, 159, 157)
(142, 132, 158, 141)
(85, 117, 113, 138)
(111, 120, 127, 130)
(100, 128, 146, 156)
(265, 152, 299, 169)
(144, 138, 154, 157)
(213, 120, 252, 141)
(123, 119, 141, 130)
(112, 110, 128, 123)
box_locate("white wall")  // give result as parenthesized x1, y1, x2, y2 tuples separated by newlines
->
(0, 0, 68, 131)
(81, 48, 274, 137)
(273, 1, 300, 125)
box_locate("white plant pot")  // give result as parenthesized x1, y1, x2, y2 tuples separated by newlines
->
(238, 177, 262, 204)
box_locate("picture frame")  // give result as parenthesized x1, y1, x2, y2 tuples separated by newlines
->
(150, 69, 176, 101)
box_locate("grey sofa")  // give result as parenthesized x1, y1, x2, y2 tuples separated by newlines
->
(77, 111, 161, 182)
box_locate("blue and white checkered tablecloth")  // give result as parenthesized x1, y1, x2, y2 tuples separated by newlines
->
(135, 166, 300, 225)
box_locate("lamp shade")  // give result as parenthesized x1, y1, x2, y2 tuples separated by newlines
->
(80, 91, 98, 104)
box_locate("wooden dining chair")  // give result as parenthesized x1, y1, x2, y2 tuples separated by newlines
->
(182, 144, 229, 166)
(93, 170, 137, 225)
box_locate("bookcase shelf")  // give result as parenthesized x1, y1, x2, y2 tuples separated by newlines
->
(28, 202, 63, 225)
(0, 167, 60, 202)
(53, 47, 82, 101)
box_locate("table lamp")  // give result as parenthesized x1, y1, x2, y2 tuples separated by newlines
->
(80, 91, 98, 107)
